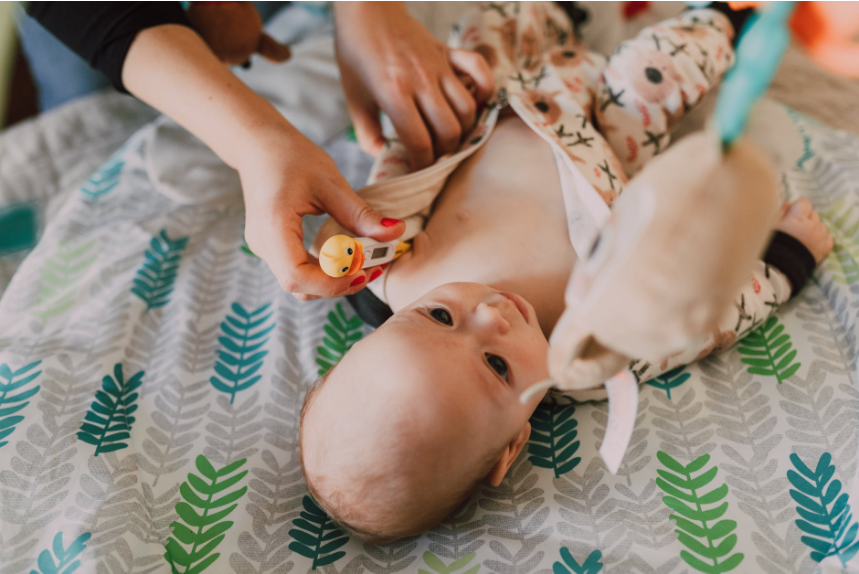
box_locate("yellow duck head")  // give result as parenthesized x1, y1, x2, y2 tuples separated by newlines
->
(319, 235, 365, 277)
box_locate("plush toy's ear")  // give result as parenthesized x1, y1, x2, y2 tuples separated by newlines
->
(258, 33, 291, 63)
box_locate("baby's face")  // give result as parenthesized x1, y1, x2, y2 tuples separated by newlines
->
(301, 283, 549, 535)
(369, 282, 550, 418)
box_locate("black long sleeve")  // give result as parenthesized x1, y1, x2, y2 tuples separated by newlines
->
(26, 2, 191, 93)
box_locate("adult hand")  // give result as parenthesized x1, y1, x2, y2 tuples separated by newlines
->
(333, 2, 494, 169)
(239, 124, 406, 300)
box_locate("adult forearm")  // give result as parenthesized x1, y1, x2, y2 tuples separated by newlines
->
(122, 24, 294, 171)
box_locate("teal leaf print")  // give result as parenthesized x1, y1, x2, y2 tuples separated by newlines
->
(32, 239, 96, 321)
(552, 548, 603, 574)
(77, 363, 143, 455)
(527, 397, 580, 478)
(656, 451, 744, 574)
(131, 229, 189, 310)
(288, 495, 349, 570)
(210, 302, 274, 403)
(419, 551, 479, 574)
(81, 154, 123, 201)
(31, 531, 91, 574)
(645, 366, 691, 400)
(0, 202, 37, 256)
(0, 361, 41, 448)
(789, 452, 859, 567)
(165, 455, 248, 574)
(737, 316, 801, 383)
(316, 303, 364, 375)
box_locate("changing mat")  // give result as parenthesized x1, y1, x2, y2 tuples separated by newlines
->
(2, 5, 859, 574)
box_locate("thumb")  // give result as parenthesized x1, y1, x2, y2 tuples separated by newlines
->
(320, 186, 406, 242)
(257, 33, 291, 63)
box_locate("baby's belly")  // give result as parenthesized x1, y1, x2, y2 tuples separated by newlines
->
(387, 116, 576, 333)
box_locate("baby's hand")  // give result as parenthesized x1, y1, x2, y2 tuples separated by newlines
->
(774, 199, 834, 264)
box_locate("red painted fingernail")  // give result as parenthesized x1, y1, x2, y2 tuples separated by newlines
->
(350, 276, 365, 287)
(380, 262, 390, 270)
(381, 218, 402, 227)
(369, 270, 382, 282)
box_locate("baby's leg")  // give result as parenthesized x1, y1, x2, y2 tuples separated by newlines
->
(596, 9, 736, 177)
(629, 199, 831, 386)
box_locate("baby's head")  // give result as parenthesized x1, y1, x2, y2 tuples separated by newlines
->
(300, 282, 549, 541)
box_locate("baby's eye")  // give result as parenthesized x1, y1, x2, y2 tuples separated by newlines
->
(429, 308, 453, 326)
(486, 354, 509, 381)
(346, 248, 353, 255)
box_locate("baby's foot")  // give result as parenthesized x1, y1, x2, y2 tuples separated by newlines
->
(774, 199, 834, 263)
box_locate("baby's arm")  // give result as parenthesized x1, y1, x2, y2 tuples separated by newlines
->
(630, 199, 834, 384)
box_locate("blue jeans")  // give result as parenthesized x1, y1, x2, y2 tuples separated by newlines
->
(15, 6, 112, 112)
(15, 2, 290, 113)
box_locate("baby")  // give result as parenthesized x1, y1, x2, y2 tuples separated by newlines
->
(300, 3, 834, 541)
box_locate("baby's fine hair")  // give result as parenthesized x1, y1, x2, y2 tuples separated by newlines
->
(298, 363, 505, 543)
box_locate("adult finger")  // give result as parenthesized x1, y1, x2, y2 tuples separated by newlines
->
(257, 33, 291, 62)
(417, 86, 463, 157)
(317, 183, 406, 242)
(441, 74, 477, 133)
(261, 216, 364, 298)
(448, 49, 495, 103)
(348, 101, 386, 157)
(384, 97, 434, 169)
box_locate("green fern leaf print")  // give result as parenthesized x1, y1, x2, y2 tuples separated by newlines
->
(0, 361, 42, 448)
(31, 239, 96, 321)
(239, 242, 258, 258)
(789, 452, 859, 566)
(210, 302, 274, 403)
(288, 495, 349, 570)
(737, 316, 801, 383)
(31, 531, 91, 574)
(131, 229, 189, 310)
(77, 363, 143, 455)
(419, 551, 479, 574)
(81, 154, 123, 201)
(645, 366, 691, 400)
(315, 303, 364, 375)
(165, 455, 248, 574)
(527, 397, 581, 478)
(656, 451, 744, 574)
(822, 205, 859, 285)
(552, 548, 603, 574)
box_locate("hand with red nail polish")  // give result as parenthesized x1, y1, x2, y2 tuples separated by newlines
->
(350, 276, 366, 287)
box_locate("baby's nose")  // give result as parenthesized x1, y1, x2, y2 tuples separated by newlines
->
(474, 302, 511, 336)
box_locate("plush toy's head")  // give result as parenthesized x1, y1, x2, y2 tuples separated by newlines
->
(187, 2, 291, 66)
(543, 131, 780, 392)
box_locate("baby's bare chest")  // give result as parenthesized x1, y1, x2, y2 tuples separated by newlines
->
(389, 118, 577, 332)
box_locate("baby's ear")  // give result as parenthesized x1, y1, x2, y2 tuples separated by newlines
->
(487, 423, 531, 486)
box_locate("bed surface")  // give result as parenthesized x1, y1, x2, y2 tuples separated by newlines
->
(2, 4, 859, 574)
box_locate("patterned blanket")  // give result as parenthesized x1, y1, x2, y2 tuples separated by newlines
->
(1, 35, 859, 574)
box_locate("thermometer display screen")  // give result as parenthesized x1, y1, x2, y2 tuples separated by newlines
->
(371, 246, 389, 259)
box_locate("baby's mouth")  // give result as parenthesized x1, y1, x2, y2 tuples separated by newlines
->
(499, 291, 531, 324)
